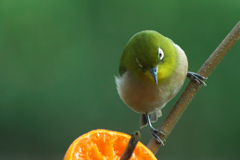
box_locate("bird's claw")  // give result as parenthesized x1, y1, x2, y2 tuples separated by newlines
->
(187, 71, 207, 86)
(149, 127, 165, 145)
(145, 113, 165, 145)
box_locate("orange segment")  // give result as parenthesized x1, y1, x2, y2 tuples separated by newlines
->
(64, 129, 157, 160)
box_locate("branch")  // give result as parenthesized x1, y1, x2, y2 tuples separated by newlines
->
(120, 131, 141, 160)
(147, 21, 240, 154)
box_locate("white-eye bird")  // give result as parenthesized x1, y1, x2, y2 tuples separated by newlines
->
(115, 30, 206, 145)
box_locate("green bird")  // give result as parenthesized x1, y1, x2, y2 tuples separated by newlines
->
(115, 30, 206, 145)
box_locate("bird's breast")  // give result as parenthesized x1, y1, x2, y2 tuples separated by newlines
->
(115, 70, 184, 113)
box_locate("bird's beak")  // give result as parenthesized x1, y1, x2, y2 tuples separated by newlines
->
(149, 65, 158, 84)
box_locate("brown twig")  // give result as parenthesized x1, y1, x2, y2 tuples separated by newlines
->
(147, 21, 240, 154)
(120, 131, 141, 160)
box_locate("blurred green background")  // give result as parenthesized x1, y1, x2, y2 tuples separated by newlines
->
(0, 0, 240, 159)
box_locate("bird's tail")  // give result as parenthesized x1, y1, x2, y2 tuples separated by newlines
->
(140, 110, 162, 128)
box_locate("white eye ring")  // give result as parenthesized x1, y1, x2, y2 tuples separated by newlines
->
(158, 48, 164, 60)
(135, 58, 143, 68)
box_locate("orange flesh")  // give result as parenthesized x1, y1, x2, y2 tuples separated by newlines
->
(64, 129, 157, 160)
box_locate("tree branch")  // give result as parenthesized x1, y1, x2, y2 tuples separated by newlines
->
(120, 131, 141, 160)
(147, 21, 240, 154)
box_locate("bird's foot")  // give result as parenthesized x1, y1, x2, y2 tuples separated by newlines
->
(145, 113, 165, 145)
(149, 126, 165, 145)
(187, 71, 207, 86)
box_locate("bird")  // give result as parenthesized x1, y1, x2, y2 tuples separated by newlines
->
(115, 30, 207, 145)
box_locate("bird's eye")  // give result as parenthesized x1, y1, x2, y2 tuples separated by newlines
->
(135, 58, 143, 68)
(158, 48, 164, 60)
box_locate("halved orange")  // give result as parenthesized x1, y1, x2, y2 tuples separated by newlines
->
(64, 129, 157, 160)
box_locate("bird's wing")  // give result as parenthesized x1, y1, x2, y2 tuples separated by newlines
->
(119, 63, 127, 77)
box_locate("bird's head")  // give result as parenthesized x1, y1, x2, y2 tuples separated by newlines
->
(122, 30, 178, 84)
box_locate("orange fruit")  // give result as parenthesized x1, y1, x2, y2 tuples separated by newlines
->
(64, 129, 157, 160)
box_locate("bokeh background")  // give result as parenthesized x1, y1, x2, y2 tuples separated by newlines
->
(0, 0, 240, 159)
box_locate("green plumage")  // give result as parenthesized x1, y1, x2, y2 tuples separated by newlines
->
(119, 30, 177, 83)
